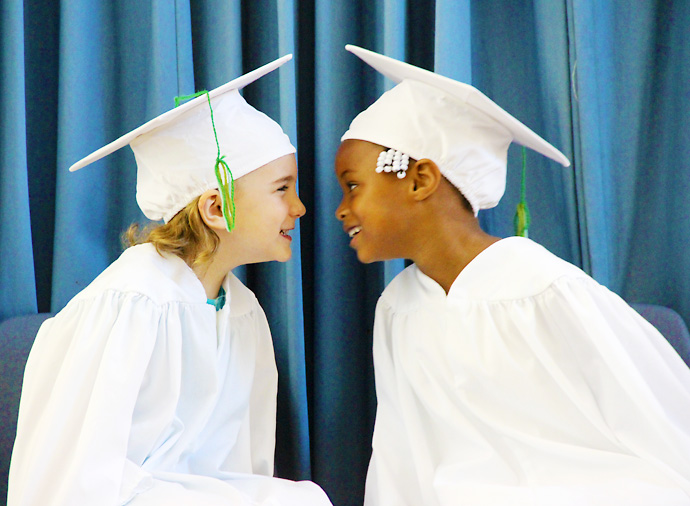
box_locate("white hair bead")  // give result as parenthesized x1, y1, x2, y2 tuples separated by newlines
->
(375, 148, 409, 178)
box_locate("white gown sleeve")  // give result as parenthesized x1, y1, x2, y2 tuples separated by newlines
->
(533, 276, 690, 493)
(8, 291, 161, 506)
(248, 302, 278, 476)
(365, 299, 426, 506)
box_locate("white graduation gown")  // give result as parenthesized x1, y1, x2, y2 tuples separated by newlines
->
(8, 243, 331, 506)
(366, 237, 690, 506)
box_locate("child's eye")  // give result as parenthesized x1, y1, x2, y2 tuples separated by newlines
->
(277, 185, 289, 192)
(347, 182, 358, 191)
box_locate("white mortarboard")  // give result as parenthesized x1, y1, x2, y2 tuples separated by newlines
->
(69, 55, 295, 226)
(340, 45, 571, 215)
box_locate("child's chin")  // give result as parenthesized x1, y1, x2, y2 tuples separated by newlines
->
(274, 250, 293, 263)
(356, 250, 382, 264)
(357, 247, 404, 264)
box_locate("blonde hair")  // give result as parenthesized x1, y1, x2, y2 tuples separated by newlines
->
(124, 196, 219, 268)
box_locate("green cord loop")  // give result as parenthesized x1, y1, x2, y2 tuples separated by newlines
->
(173, 90, 236, 232)
(174, 91, 208, 108)
(214, 155, 236, 231)
(513, 146, 531, 238)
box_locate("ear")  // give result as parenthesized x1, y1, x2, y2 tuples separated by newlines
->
(408, 158, 442, 201)
(197, 189, 228, 232)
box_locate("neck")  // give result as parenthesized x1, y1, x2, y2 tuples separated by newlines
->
(192, 259, 228, 299)
(191, 235, 238, 299)
(411, 214, 499, 295)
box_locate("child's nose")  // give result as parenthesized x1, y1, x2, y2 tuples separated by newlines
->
(335, 201, 347, 221)
(292, 194, 306, 218)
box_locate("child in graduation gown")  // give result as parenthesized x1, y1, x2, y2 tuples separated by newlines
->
(334, 45, 690, 506)
(8, 56, 332, 506)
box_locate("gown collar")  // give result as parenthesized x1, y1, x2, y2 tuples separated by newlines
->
(414, 237, 526, 300)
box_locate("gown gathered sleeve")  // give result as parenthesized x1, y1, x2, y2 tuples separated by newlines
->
(366, 237, 690, 506)
(9, 289, 165, 505)
(247, 304, 279, 476)
(534, 273, 690, 490)
(365, 300, 428, 506)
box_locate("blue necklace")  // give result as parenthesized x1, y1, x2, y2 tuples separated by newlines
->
(206, 286, 226, 311)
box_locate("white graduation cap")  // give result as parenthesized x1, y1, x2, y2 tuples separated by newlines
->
(340, 45, 570, 214)
(69, 54, 296, 225)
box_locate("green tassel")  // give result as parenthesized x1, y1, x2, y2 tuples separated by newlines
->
(173, 90, 236, 232)
(514, 201, 531, 238)
(214, 155, 236, 231)
(514, 147, 530, 238)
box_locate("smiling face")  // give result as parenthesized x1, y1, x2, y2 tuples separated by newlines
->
(334, 139, 414, 263)
(230, 153, 306, 264)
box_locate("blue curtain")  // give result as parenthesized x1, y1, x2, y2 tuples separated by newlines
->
(568, 0, 690, 320)
(1, 0, 38, 320)
(2, 1, 689, 505)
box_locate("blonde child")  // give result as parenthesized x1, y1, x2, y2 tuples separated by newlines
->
(9, 56, 332, 506)
(335, 45, 690, 506)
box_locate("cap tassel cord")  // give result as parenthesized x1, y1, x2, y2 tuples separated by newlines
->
(514, 147, 530, 238)
(174, 91, 236, 232)
(206, 92, 236, 232)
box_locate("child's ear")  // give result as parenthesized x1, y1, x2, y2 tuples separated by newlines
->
(197, 190, 227, 231)
(409, 159, 442, 201)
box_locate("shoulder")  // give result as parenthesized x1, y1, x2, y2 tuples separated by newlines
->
(380, 238, 594, 309)
(454, 237, 590, 300)
(73, 243, 206, 307)
(382, 264, 423, 297)
(378, 264, 433, 312)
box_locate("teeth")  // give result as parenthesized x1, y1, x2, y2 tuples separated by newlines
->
(348, 226, 361, 238)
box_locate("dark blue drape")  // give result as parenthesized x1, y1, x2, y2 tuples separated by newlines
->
(2, 1, 689, 505)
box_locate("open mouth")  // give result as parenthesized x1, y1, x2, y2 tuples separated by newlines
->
(348, 226, 362, 238)
(280, 229, 291, 238)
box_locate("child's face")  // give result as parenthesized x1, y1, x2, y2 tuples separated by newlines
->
(334, 140, 411, 263)
(231, 153, 305, 263)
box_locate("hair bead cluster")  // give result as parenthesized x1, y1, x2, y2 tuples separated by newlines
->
(376, 148, 410, 179)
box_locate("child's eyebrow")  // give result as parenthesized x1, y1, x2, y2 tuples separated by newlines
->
(272, 175, 295, 185)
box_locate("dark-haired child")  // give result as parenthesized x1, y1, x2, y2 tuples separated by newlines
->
(335, 45, 690, 506)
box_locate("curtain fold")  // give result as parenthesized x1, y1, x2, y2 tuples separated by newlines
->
(615, 0, 690, 329)
(568, 0, 690, 322)
(532, 0, 581, 264)
(2, 2, 690, 506)
(23, 0, 60, 313)
(568, 0, 654, 290)
(472, 0, 578, 265)
(310, 3, 379, 503)
(0, 0, 36, 322)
